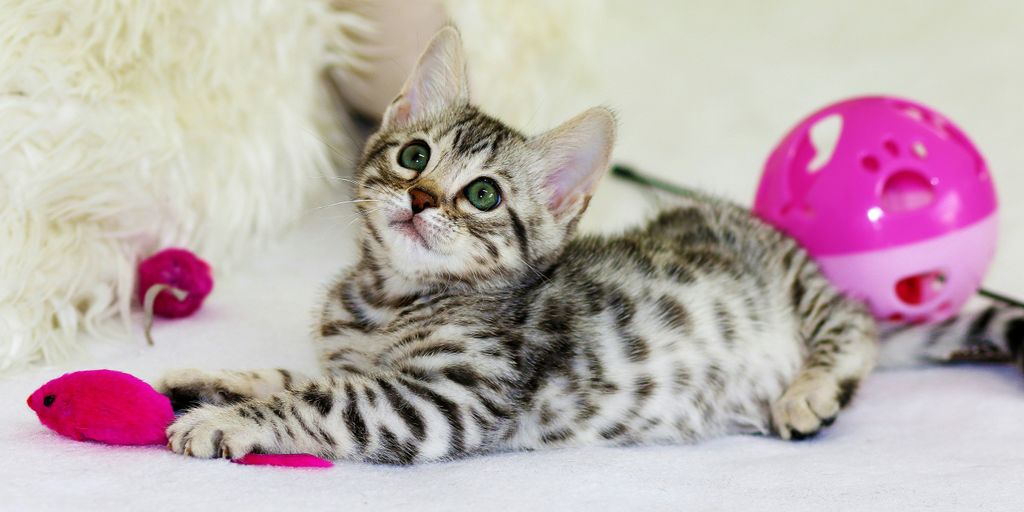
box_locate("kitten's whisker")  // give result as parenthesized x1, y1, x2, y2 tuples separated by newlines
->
(331, 177, 362, 186)
(359, 183, 403, 202)
(346, 207, 385, 227)
(316, 199, 381, 210)
(522, 260, 551, 284)
(301, 127, 359, 168)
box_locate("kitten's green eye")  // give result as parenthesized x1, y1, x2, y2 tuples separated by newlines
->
(464, 178, 501, 211)
(398, 141, 431, 172)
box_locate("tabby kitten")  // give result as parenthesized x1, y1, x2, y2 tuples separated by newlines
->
(160, 28, 1024, 463)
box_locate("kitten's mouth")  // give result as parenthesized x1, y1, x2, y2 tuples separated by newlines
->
(389, 219, 431, 250)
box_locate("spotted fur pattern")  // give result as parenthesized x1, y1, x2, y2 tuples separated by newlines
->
(160, 29, 1023, 463)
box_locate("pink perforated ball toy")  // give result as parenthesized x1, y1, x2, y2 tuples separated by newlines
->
(754, 96, 998, 323)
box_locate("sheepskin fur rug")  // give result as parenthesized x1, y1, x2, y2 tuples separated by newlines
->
(0, 1, 368, 372)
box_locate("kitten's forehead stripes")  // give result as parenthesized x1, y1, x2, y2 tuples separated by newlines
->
(434, 107, 526, 159)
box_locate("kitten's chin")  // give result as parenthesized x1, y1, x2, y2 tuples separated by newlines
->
(378, 220, 447, 273)
(367, 216, 465, 280)
(389, 219, 431, 251)
(383, 245, 454, 282)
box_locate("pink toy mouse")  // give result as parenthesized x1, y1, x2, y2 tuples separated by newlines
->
(27, 370, 174, 445)
(754, 96, 998, 323)
(28, 370, 333, 468)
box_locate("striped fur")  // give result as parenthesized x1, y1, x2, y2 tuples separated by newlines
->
(161, 29, 1024, 463)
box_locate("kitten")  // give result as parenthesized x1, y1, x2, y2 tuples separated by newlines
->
(159, 28, 1024, 462)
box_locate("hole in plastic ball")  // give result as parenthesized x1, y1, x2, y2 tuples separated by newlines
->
(880, 170, 935, 212)
(805, 114, 843, 173)
(860, 154, 880, 172)
(895, 270, 946, 306)
(883, 138, 900, 157)
(911, 141, 927, 159)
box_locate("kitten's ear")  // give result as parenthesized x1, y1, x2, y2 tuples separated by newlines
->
(382, 27, 469, 129)
(531, 108, 617, 221)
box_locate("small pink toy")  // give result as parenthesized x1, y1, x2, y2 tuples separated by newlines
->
(236, 453, 334, 468)
(27, 370, 174, 445)
(754, 96, 998, 323)
(137, 248, 214, 345)
(137, 248, 214, 319)
(28, 369, 333, 468)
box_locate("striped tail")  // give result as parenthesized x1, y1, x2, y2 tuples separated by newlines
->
(879, 301, 1024, 372)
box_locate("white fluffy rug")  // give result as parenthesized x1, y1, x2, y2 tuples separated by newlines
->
(0, 0, 366, 372)
(2, 1, 1023, 510)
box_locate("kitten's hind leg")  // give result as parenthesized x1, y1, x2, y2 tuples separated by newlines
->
(772, 254, 879, 440)
(157, 368, 310, 411)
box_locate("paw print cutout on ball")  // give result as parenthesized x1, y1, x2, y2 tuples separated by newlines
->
(860, 137, 936, 215)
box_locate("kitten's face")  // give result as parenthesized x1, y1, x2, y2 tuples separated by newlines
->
(357, 108, 542, 281)
(354, 29, 615, 289)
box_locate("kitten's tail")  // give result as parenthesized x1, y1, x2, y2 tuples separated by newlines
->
(878, 301, 1024, 371)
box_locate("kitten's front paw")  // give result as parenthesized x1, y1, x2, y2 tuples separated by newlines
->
(771, 375, 841, 440)
(167, 404, 271, 459)
(157, 369, 249, 411)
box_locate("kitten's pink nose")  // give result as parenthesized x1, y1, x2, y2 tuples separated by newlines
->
(409, 187, 438, 214)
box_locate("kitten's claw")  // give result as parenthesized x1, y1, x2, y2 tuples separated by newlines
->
(167, 404, 269, 459)
(771, 375, 842, 440)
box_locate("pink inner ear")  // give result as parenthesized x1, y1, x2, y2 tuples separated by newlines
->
(537, 108, 615, 216)
(546, 161, 585, 212)
(385, 99, 413, 128)
(545, 147, 605, 215)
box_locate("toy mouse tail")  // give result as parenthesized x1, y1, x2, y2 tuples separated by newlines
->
(878, 299, 1024, 372)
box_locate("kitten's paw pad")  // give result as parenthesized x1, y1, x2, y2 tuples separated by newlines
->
(771, 376, 841, 440)
(167, 405, 269, 459)
(157, 369, 248, 411)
